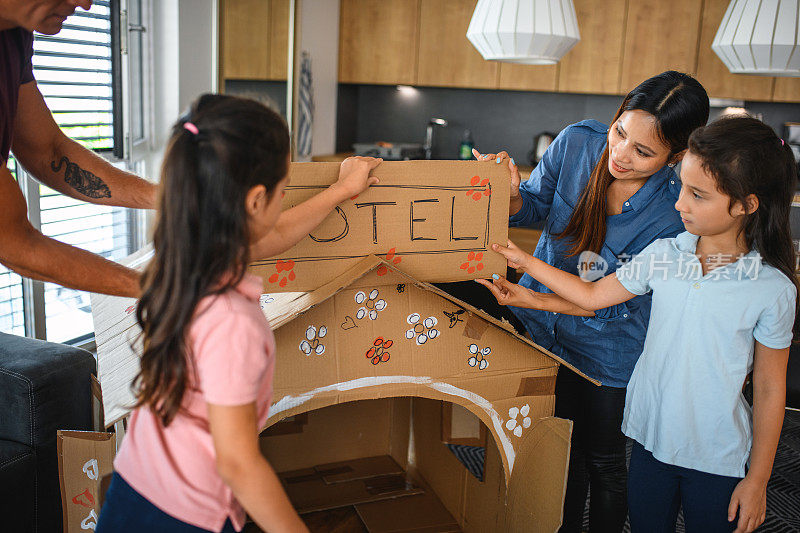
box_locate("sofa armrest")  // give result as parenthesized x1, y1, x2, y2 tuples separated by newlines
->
(0, 332, 96, 447)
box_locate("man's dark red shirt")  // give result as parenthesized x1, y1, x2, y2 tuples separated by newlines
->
(0, 28, 34, 165)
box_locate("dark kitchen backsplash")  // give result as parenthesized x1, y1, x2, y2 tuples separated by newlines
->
(336, 84, 799, 164)
(337, 83, 800, 237)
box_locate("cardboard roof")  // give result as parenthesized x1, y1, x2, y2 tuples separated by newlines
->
(264, 255, 581, 369)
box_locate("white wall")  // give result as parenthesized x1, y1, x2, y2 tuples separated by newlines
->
(295, 0, 340, 160)
(144, 0, 217, 176)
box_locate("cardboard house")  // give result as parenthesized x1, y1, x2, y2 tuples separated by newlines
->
(82, 161, 586, 532)
(256, 256, 583, 531)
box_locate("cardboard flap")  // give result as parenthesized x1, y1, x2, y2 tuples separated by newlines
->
(503, 417, 572, 533)
(57, 430, 117, 533)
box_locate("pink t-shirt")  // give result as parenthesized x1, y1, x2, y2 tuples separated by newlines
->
(114, 273, 274, 532)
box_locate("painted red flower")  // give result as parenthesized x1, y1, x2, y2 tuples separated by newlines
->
(377, 247, 402, 276)
(459, 251, 484, 274)
(268, 259, 296, 287)
(466, 175, 491, 201)
(366, 337, 393, 365)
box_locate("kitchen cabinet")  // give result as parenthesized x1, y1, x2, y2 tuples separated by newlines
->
(268, 0, 290, 80)
(417, 0, 498, 89)
(338, 0, 420, 85)
(773, 77, 800, 103)
(619, 0, 703, 92)
(497, 63, 559, 92)
(557, 0, 627, 95)
(695, 0, 774, 101)
(324, 0, 800, 100)
(220, 0, 289, 81)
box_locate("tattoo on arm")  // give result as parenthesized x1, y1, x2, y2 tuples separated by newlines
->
(51, 156, 112, 199)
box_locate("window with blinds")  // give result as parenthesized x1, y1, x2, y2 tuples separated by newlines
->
(0, 158, 25, 337)
(0, 0, 139, 344)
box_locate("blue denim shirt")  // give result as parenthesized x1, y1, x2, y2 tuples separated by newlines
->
(509, 120, 684, 387)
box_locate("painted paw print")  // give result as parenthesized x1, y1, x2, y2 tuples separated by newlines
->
(299, 325, 327, 356)
(460, 251, 484, 274)
(377, 247, 402, 276)
(467, 343, 490, 370)
(268, 259, 296, 287)
(466, 175, 492, 201)
(366, 337, 393, 365)
(355, 289, 387, 320)
(405, 313, 440, 345)
(505, 404, 532, 438)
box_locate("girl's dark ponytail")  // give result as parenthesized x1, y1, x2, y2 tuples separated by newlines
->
(689, 116, 800, 341)
(135, 95, 290, 426)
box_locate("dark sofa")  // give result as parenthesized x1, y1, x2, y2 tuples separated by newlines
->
(0, 333, 95, 533)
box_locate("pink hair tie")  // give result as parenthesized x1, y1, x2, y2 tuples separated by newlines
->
(183, 122, 199, 135)
(781, 138, 785, 146)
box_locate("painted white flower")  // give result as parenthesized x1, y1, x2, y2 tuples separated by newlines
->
(504, 404, 532, 438)
(405, 313, 440, 345)
(467, 343, 490, 370)
(299, 325, 327, 356)
(355, 289, 387, 320)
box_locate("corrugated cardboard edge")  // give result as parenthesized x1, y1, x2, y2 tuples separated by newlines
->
(503, 417, 572, 533)
(266, 256, 598, 385)
(57, 430, 116, 533)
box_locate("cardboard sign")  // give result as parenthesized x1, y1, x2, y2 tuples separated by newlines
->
(250, 161, 510, 292)
(57, 430, 116, 532)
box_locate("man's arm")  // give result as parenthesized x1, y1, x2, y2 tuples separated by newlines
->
(0, 164, 141, 297)
(11, 82, 156, 209)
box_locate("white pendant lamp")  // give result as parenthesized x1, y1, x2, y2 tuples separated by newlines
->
(712, 0, 800, 76)
(466, 0, 580, 65)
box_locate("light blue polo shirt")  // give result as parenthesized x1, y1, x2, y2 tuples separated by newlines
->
(615, 231, 796, 478)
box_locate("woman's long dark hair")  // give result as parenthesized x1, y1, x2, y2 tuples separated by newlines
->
(688, 116, 800, 340)
(134, 94, 290, 426)
(559, 71, 709, 256)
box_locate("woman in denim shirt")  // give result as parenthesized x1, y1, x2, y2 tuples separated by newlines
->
(477, 71, 709, 532)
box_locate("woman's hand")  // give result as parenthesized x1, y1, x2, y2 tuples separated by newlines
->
(475, 275, 539, 308)
(472, 148, 522, 214)
(728, 476, 767, 533)
(490, 240, 533, 271)
(331, 156, 382, 199)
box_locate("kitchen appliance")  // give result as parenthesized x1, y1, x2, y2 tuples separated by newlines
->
(785, 122, 800, 183)
(528, 131, 556, 166)
(353, 142, 425, 160)
(424, 117, 448, 159)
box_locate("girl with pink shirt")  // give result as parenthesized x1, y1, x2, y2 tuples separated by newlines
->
(96, 94, 382, 533)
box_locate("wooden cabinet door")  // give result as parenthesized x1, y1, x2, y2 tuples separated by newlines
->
(338, 0, 420, 85)
(222, 0, 270, 80)
(619, 0, 703, 92)
(695, 0, 774, 101)
(558, 0, 627, 94)
(417, 0, 498, 89)
(268, 0, 290, 80)
(773, 78, 800, 103)
(497, 63, 558, 92)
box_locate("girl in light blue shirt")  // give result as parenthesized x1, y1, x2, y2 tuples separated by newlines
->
(479, 116, 798, 533)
